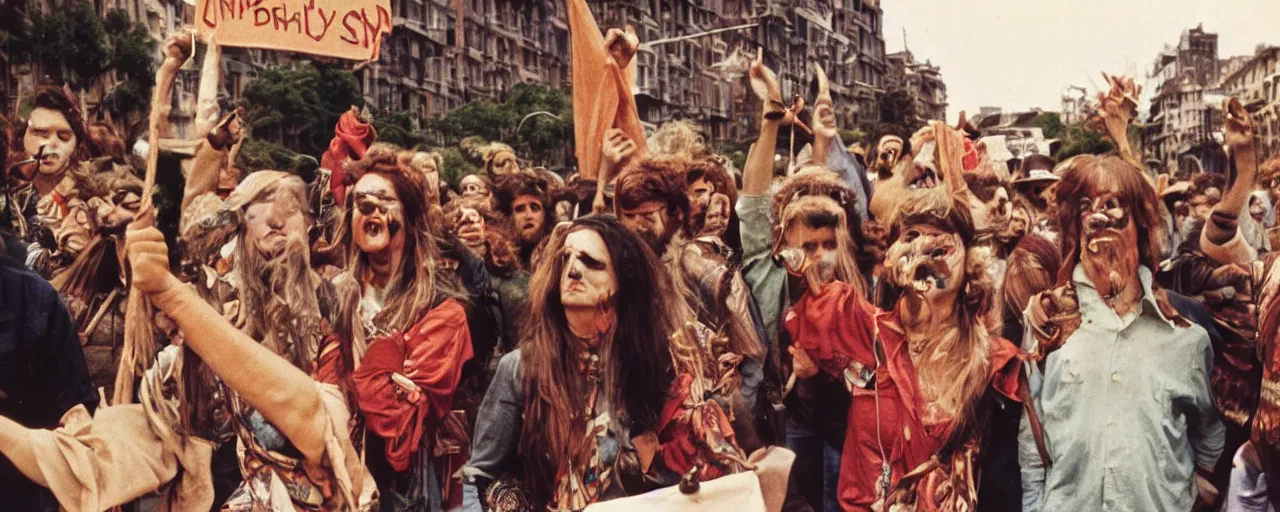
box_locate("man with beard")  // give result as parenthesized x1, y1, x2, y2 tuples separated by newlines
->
(494, 171, 555, 269)
(1019, 154, 1224, 511)
(0, 170, 372, 510)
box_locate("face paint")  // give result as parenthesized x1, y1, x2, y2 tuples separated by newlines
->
(886, 223, 965, 298)
(1077, 187, 1140, 304)
(559, 229, 617, 310)
(24, 107, 78, 176)
(244, 185, 308, 259)
(1250, 196, 1266, 222)
(781, 223, 839, 285)
(512, 194, 546, 245)
(619, 200, 672, 252)
(699, 193, 731, 238)
(351, 173, 405, 255)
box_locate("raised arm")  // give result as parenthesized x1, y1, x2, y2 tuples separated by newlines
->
(125, 211, 330, 465)
(181, 110, 242, 215)
(743, 49, 786, 198)
(1201, 98, 1258, 264)
(153, 33, 191, 140)
(192, 34, 223, 138)
(1092, 74, 1145, 173)
(594, 128, 636, 214)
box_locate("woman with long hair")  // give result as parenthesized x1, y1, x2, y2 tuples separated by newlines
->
(464, 215, 689, 511)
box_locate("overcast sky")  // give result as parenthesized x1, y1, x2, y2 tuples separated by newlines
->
(882, 0, 1280, 123)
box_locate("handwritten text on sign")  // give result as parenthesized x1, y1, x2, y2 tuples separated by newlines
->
(197, 0, 393, 61)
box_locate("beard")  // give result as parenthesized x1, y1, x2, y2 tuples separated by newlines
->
(238, 234, 324, 372)
(1080, 230, 1140, 304)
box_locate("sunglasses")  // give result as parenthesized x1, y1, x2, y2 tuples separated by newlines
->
(354, 192, 400, 216)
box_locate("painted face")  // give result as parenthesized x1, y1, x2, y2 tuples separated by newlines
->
(1250, 196, 1266, 223)
(700, 193, 731, 238)
(782, 222, 838, 282)
(1077, 185, 1140, 300)
(1189, 193, 1214, 221)
(244, 185, 309, 259)
(886, 223, 965, 299)
(490, 151, 519, 176)
(87, 182, 143, 231)
(351, 173, 405, 255)
(619, 200, 672, 252)
(874, 135, 904, 178)
(559, 229, 617, 309)
(688, 177, 715, 218)
(24, 107, 78, 176)
(512, 194, 546, 245)
(460, 175, 488, 197)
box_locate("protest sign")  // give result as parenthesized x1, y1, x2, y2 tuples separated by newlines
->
(197, 0, 393, 61)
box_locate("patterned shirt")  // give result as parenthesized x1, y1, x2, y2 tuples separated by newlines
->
(1020, 265, 1225, 512)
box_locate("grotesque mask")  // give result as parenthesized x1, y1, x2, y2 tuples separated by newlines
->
(488, 150, 519, 177)
(411, 152, 441, 202)
(351, 173, 405, 256)
(1076, 185, 1140, 304)
(244, 183, 309, 260)
(873, 135, 905, 179)
(460, 175, 489, 198)
(618, 200, 672, 253)
(559, 228, 617, 310)
(885, 223, 966, 299)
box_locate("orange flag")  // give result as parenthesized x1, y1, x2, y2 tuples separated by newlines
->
(567, 0, 648, 180)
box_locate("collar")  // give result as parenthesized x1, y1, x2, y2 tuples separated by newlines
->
(1071, 263, 1175, 326)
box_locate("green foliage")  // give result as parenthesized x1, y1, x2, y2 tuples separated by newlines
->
(372, 110, 427, 149)
(426, 83, 573, 164)
(239, 139, 301, 172)
(1054, 123, 1115, 160)
(10, 2, 110, 90)
(238, 63, 363, 158)
(1033, 112, 1066, 140)
(878, 88, 919, 134)
(437, 147, 480, 188)
(100, 9, 156, 124)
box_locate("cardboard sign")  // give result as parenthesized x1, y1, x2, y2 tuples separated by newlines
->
(197, 0, 393, 61)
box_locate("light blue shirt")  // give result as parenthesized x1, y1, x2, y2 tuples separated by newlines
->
(1019, 265, 1225, 512)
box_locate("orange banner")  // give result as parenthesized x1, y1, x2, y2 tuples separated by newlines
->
(197, 0, 393, 61)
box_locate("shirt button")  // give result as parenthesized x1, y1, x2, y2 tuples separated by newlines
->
(1111, 372, 1120, 382)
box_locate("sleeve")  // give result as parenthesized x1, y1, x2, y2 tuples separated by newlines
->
(824, 131, 871, 224)
(1186, 331, 1226, 471)
(1018, 324, 1047, 512)
(1201, 224, 1257, 265)
(463, 350, 525, 510)
(736, 195, 773, 264)
(33, 280, 98, 421)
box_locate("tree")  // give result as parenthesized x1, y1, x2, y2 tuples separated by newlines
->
(372, 110, 427, 149)
(425, 83, 573, 165)
(99, 8, 157, 141)
(239, 63, 363, 158)
(878, 88, 918, 133)
(1054, 123, 1115, 160)
(1033, 112, 1066, 140)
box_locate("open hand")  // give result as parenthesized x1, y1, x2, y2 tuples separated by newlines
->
(1089, 74, 1141, 136)
(125, 208, 178, 295)
(602, 129, 637, 169)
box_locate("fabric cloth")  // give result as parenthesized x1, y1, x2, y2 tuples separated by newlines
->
(567, 0, 647, 180)
(1226, 445, 1275, 512)
(1019, 265, 1225, 512)
(783, 281, 1020, 510)
(0, 262, 98, 511)
(352, 299, 473, 472)
(738, 194, 789, 344)
(20, 345, 215, 512)
(321, 110, 376, 200)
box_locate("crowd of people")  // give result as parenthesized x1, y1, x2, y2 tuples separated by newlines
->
(2, 23, 1280, 512)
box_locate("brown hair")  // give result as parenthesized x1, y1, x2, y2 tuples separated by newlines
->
(88, 122, 126, 162)
(23, 86, 92, 163)
(614, 157, 693, 236)
(519, 216, 676, 505)
(1002, 234, 1061, 323)
(1054, 155, 1164, 285)
(332, 147, 466, 354)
